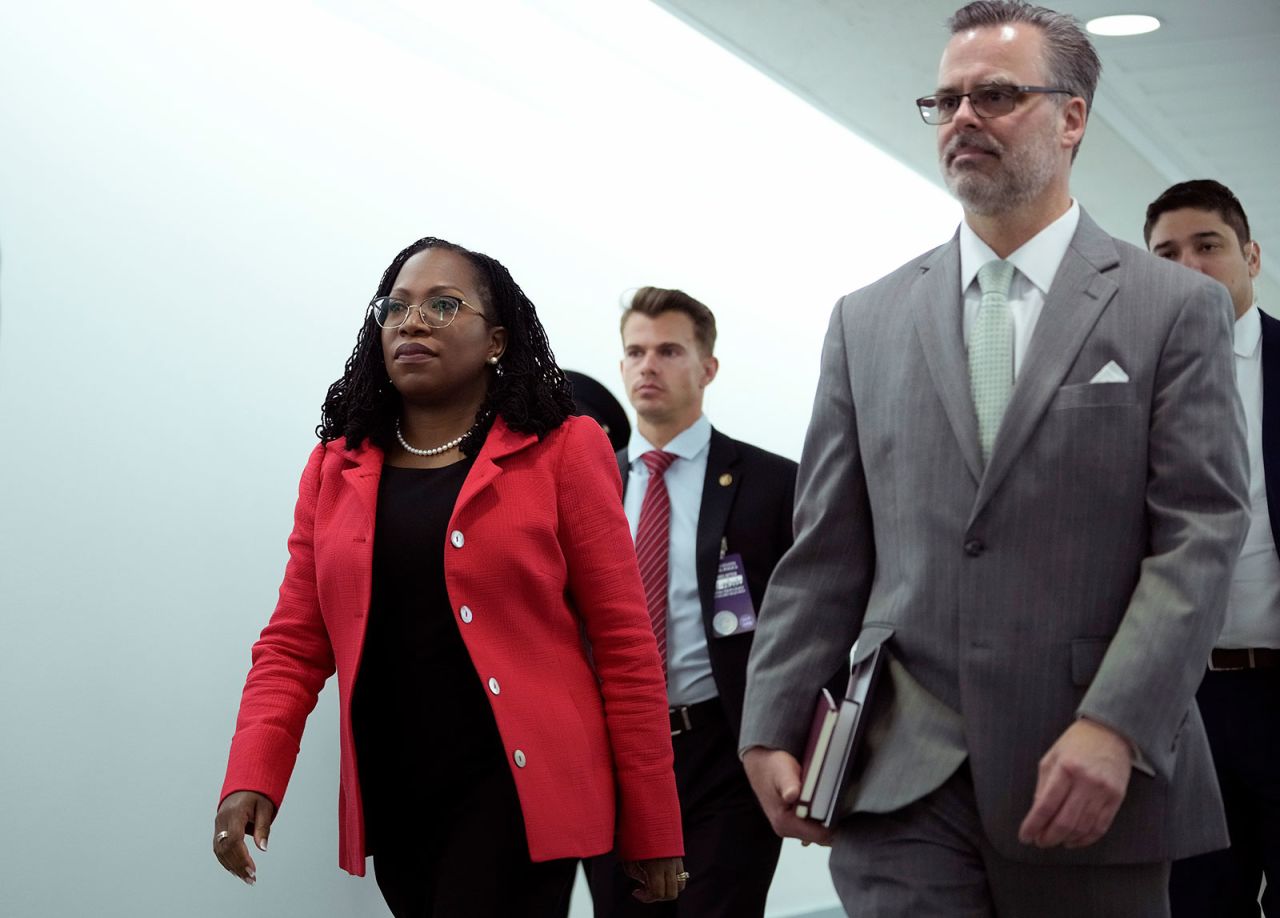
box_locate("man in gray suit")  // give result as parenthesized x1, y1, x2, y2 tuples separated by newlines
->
(740, 3, 1250, 916)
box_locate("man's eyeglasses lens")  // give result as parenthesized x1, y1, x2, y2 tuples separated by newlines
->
(371, 295, 463, 328)
(916, 85, 1065, 125)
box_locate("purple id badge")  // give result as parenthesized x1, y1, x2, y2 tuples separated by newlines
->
(711, 553, 756, 637)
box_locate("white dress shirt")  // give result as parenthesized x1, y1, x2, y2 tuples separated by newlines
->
(1219, 303, 1280, 649)
(960, 200, 1081, 377)
(625, 415, 718, 706)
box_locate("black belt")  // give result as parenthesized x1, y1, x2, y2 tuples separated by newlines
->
(669, 699, 720, 736)
(1208, 648, 1280, 671)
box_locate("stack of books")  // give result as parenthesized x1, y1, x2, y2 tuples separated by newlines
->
(796, 643, 887, 827)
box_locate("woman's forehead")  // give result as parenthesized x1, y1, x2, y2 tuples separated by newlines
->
(392, 247, 482, 295)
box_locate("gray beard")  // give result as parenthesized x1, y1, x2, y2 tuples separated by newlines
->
(942, 137, 1057, 216)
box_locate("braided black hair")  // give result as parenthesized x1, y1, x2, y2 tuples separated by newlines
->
(317, 237, 575, 454)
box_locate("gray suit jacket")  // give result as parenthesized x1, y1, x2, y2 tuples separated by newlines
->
(741, 210, 1250, 865)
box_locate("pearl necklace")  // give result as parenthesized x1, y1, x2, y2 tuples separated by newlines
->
(395, 418, 476, 457)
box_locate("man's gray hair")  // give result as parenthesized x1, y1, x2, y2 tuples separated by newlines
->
(949, 1, 1101, 114)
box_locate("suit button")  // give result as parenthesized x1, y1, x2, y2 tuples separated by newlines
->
(513, 749, 527, 768)
(451, 530, 465, 548)
(488, 677, 501, 695)
(460, 605, 473, 623)
(964, 539, 985, 557)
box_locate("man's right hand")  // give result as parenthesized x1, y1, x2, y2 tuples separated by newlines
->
(213, 790, 275, 885)
(742, 747, 833, 846)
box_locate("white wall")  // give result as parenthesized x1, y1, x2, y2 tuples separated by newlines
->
(0, 1, 961, 915)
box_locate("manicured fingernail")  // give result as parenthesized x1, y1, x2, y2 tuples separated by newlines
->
(256, 838, 268, 852)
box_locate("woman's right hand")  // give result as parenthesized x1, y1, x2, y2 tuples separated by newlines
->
(621, 856, 687, 903)
(212, 791, 276, 885)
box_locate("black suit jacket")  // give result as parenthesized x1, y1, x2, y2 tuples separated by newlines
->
(1259, 309, 1280, 551)
(618, 427, 798, 735)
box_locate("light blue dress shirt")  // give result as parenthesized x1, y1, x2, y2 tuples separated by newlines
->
(625, 415, 718, 706)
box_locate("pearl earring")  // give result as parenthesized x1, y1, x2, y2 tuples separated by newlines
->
(487, 356, 499, 365)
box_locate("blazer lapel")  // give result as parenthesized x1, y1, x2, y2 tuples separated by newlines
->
(616, 449, 630, 490)
(1259, 309, 1280, 553)
(972, 211, 1119, 519)
(695, 430, 739, 619)
(340, 440, 384, 528)
(452, 417, 538, 519)
(913, 237, 984, 484)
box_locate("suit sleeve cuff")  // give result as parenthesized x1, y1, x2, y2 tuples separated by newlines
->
(1077, 714, 1155, 777)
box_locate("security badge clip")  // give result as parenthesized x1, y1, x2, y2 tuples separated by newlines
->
(711, 552, 756, 638)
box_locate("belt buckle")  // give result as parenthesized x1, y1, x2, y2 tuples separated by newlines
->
(671, 705, 692, 737)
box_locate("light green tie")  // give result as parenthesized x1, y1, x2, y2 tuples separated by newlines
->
(969, 259, 1016, 464)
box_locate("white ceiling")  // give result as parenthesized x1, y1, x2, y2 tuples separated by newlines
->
(652, 0, 1280, 304)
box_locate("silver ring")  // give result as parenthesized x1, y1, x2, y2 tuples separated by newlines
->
(215, 830, 231, 843)
(676, 871, 690, 883)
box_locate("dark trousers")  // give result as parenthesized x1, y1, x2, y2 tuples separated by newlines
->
(371, 761, 576, 918)
(1170, 668, 1280, 917)
(586, 699, 782, 918)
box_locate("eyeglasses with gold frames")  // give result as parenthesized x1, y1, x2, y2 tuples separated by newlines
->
(370, 294, 488, 329)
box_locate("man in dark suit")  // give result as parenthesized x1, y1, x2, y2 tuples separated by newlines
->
(1146, 180, 1274, 918)
(586, 286, 797, 918)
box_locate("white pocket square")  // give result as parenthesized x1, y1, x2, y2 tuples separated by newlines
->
(1089, 360, 1129, 384)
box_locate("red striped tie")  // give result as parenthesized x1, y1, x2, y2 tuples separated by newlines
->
(635, 450, 678, 671)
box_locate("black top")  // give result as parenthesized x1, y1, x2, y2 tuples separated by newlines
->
(352, 456, 508, 853)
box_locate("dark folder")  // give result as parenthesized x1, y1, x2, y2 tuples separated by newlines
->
(796, 642, 888, 827)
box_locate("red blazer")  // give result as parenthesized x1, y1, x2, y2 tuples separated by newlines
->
(221, 416, 682, 876)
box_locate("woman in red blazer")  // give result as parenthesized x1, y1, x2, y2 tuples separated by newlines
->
(213, 237, 684, 915)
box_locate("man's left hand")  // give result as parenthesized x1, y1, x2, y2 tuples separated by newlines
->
(1018, 718, 1132, 849)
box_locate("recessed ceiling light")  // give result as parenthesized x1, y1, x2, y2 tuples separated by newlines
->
(1086, 14, 1161, 36)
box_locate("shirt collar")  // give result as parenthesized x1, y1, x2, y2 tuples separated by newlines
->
(1235, 303, 1261, 359)
(627, 414, 712, 465)
(959, 199, 1081, 296)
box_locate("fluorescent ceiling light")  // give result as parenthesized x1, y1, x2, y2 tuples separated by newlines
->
(1086, 14, 1161, 36)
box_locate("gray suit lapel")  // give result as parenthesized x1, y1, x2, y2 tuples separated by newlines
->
(972, 211, 1120, 519)
(913, 237, 984, 484)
